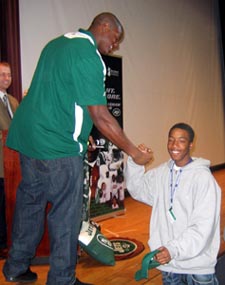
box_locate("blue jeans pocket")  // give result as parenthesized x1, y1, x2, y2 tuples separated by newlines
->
(191, 274, 218, 284)
(161, 272, 218, 285)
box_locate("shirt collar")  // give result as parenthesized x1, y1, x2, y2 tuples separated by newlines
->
(0, 90, 6, 100)
(78, 28, 97, 46)
(64, 29, 97, 47)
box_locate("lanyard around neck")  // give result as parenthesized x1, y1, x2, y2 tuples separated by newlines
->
(169, 162, 182, 208)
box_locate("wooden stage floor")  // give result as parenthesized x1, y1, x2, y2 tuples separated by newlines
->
(0, 169, 225, 285)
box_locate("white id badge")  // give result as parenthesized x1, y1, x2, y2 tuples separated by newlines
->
(168, 207, 176, 224)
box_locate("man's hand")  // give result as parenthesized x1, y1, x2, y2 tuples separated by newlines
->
(88, 136, 97, 152)
(132, 144, 153, 165)
(137, 143, 152, 153)
(155, 246, 171, 265)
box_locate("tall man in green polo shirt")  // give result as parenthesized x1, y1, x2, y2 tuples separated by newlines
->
(3, 12, 152, 285)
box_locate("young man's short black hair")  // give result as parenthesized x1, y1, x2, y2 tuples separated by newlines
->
(168, 123, 195, 142)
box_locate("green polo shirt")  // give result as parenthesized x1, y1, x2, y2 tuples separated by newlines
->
(6, 29, 107, 159)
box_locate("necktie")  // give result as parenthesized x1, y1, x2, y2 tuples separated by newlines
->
(2, 94, 13, 119)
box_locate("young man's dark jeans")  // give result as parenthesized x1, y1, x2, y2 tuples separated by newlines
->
(162, 271, 219, 285)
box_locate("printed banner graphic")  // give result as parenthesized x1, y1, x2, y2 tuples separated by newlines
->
(87, 55, 125, 220)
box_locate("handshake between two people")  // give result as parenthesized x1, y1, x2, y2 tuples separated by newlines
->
(134, 143, 154, 170)
(87, 136, 153, 169)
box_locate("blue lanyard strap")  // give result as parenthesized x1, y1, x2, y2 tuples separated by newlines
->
(169, 163, 182, 207)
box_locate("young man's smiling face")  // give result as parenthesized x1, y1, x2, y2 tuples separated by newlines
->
(167, 128, 193, 167)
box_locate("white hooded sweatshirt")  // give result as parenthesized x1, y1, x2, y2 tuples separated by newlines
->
(125, 157, 221, 274)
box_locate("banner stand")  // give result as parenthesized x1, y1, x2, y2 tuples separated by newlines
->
(88, 55, 126, 221)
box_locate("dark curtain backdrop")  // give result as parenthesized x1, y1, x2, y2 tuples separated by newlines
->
(0, 0, 22, 102)
(219, 0, 225, 57)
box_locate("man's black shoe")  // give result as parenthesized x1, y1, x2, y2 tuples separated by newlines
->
(5, 268, 37, 283)
(75, 278, 94, 285)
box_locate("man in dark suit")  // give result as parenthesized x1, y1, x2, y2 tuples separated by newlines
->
(0, 61, 19, 259)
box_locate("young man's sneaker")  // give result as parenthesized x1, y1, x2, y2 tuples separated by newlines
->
(4, 268, 37, 283)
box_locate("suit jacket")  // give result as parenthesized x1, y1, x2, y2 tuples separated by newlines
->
(0, 94, 19, 177)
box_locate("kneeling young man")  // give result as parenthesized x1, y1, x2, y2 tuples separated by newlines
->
(125, 122, 221, 285)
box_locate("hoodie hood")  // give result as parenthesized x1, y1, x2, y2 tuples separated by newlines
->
(167, 157, 211, 171)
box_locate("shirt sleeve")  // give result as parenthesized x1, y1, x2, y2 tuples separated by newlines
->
(125, 156, 155, 206)
(72, 55, 107, 106)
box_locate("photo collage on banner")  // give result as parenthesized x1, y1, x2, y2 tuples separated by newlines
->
(86, 55, 125, 220)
